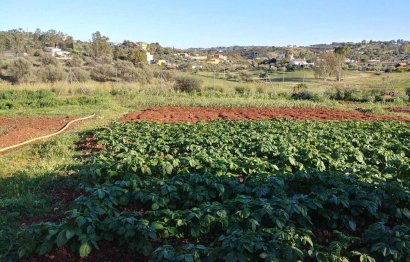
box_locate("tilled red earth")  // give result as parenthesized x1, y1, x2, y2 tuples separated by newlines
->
(387, 107, 410, 114)
(0, 116, 76, 148)
(121, 106, 409, 123)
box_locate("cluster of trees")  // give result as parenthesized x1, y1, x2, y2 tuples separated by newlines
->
(315, 46, 350, 81)
(0, 56, 155, 84)
(0, 29, 158, 84)
(0, 29, 74, 55)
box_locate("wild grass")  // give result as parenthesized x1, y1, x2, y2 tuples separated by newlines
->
(0, 134, 78, 237)
(193, 70, 410, 94)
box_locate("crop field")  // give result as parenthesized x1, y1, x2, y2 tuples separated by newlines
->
(0, 83, 409, 261)
(2, 118, 408, 261)
(1, 3, 410, 261)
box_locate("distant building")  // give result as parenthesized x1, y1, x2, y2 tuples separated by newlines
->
(177, 53, 190, 59)
(44, 47, 70, 59)
(276, 53, 286, 60)
(190, 55, 207, 61)
(213, 53, 228, 61)
(136, 42, 148, 51)
(207, 58, 220, 65)
(290, 58, 308, 66)
(146, 52, 154, 63)
(276, 54, 294, 60)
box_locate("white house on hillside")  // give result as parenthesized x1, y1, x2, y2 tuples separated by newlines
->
(146, 52, 154, 63)
(290, 58, 308, 66)
(44, 47, 70, 59)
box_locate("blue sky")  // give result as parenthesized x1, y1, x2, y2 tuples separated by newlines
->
(0, 0, 409, 48)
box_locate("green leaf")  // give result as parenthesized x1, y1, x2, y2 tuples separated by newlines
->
(56, 231, 67, 247)
(152, 222, 164, 230)
(402, 208, 410, 219)
(348, 220, 357, 231)
(66, 230, 75, 241)
(288, 156, 297, 166)
(152, 203, 160, 210)
(79, 242, 92, 258)
(176, 219, 185, 227)
(215, 184, 224, 194)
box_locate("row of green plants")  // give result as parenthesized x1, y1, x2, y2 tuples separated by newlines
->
(0, 90, 104, 109)
(3, 120, 410, 261)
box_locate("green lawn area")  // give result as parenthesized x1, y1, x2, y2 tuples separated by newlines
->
(192, 70, 410, 94)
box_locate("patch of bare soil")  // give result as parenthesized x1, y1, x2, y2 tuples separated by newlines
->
(387, 107, 410, 114)
(120, 106, 409, 123)
(0, 116, 77, 148)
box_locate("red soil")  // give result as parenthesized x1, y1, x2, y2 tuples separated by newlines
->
(120, 106, 409, 123)
(387, 107, 410, 114)
(0, 116, 77, 149)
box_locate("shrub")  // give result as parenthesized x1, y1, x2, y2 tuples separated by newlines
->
(154, 70, 175, 82)
(239, 71, 253, 82)
(137, 63, 154, 83)
(406, 87, 410, 100)
(234, 85, 251, 94)
(293, 83, 308, 93)
(255, 85, 269, 94)
(94, 55, 113, 65)
(113, 61, 154, 84)
(90, 64, 116, 82)
(174, 76, 202, 93)
(7, 58, 34, 84)
(331, 88, 364, 102)
(71, 67, 90, 82)
(65, 55, 83, 67)
(135, 68, 153, 84)
(37, 65, 66, 83)
(110, 86, 132, 96)
(40, 54, 59, 66)
(115, 60, 138, 82)
(291, 90, 314, 100)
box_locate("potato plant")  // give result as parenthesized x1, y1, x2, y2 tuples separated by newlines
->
(10, 120, 410, 261)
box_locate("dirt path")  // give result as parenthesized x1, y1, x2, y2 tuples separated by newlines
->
(121, 106, 409, 123)
(0, 116, 77, 148)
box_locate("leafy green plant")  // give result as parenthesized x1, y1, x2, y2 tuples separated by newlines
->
(6, 120, 410, 261)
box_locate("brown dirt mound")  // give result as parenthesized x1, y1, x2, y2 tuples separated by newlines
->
(0, 116, 77, 148)
(387, 107, 410, 114)
(120, 106, 409, 123)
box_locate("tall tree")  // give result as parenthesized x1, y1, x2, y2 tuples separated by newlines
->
(128, 48, 147, 65)
(90, 31, 112, 60)
(8, 29, 26, 55)
(334, 46, 350, 81)
(315, 52, 338, 81)
(399, 43, 410, 54)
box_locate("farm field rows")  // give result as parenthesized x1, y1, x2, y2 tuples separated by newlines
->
(121, 106, 409, 123)
(4, 118, 409, 261)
